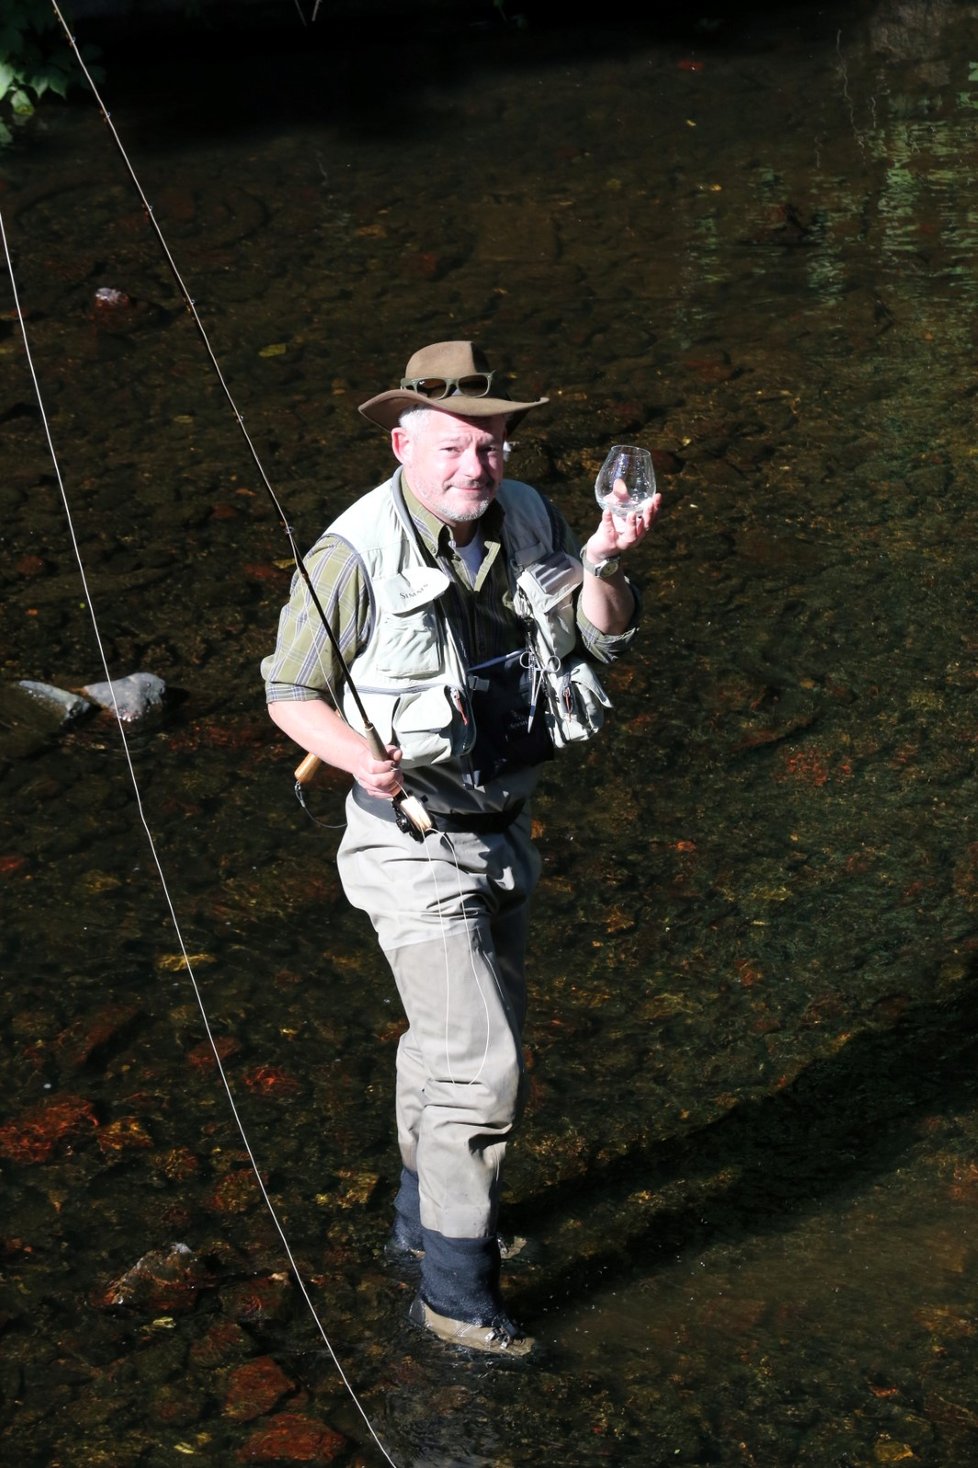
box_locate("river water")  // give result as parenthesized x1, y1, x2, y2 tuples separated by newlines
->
(3, 2, 978, 1464)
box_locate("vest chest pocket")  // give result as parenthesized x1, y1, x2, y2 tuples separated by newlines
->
(374, 607, 443, 677)
(371, 568, 451, 678)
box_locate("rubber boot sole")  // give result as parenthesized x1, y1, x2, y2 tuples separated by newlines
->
(409, 1296, 534, 1357)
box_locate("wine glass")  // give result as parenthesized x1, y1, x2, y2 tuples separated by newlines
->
(594, 444, 656, 518)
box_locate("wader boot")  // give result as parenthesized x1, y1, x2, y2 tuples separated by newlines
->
(409, 1229, 533, 1357)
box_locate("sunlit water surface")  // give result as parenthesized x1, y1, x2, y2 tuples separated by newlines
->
(3, 3, 978, 1464)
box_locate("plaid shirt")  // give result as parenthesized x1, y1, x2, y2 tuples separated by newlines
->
(262, 477, 632, 706)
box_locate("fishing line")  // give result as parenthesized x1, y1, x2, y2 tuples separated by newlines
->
(1, 199, 399, 1468)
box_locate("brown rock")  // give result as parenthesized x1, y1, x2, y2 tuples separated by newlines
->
(0, 1093, 99, 1163)
(190, 1320, 253, 1368)
(223, 1356, 296, 1421)
(208, 1169, 260, 1215)
(222, 1272, 292, 1323)
(97, 1243, 215, 1314)
(237, 1412, 346, 1463)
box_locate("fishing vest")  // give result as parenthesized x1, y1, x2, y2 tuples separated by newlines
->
(328, 471, 588, 770)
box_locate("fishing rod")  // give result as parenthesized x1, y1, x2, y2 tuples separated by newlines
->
(46, 1, 432, 840)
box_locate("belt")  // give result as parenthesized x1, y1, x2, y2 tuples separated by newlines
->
(352, 785, 525, 835)
(434, 801, 525, 834)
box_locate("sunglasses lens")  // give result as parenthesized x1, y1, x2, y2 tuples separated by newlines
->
(413, 378, 450, 399)
(456, 374, 492, 397)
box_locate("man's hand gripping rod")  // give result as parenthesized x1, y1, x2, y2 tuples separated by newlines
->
(294, 742, 433, 840)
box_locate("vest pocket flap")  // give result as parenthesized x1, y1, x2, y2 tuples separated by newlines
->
(394, 685, 453, 733)
(370, 569, 448, 677)
(373, 567, 451, 615)
(516, 551, 583, 611)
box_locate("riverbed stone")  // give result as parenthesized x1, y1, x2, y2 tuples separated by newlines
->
(236, 1411, 347, 1463)
(471, 196, 558, 264)
(14, 680, 92, 726)
(98, 1242, 216, 1314)
(223, 1355, 296, 1421)
(81, 671, 166, 720)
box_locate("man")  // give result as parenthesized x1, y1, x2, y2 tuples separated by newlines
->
(262, 341, 656, 1356)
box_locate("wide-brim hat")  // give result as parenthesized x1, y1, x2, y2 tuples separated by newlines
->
(358, 340, 549, 433)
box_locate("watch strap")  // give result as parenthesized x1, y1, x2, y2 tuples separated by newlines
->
(581, 547, 622, 580)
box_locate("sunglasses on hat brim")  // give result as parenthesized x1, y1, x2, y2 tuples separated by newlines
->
(399, 371, 501, 400)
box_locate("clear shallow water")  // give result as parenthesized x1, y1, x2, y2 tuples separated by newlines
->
(3, 2, 978, 1463)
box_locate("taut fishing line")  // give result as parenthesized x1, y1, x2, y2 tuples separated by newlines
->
(1, 8, 409, 1464)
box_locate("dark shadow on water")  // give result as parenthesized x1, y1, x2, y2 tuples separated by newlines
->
(510, 952, 978, 1314)
(70, 0, 855, 146)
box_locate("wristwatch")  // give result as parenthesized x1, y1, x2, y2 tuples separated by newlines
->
(581, 547, 621, 580)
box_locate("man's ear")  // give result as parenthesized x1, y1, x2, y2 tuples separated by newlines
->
(390, 426, 411, 465)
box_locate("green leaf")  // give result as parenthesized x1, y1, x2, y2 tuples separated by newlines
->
(32, 64, 69, 99)
(10, 87, 34, 118)
(0, 120, 12, 148)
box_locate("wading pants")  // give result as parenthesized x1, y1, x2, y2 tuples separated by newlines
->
(336, 789, 541, 1323)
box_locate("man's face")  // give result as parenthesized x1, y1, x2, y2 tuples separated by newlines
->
(391, 409, 508, 538)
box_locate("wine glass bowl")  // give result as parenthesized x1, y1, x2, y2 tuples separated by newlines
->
(594, 444, 656, 518)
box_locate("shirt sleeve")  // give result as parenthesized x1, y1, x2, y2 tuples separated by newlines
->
(260, 535, 371, 705)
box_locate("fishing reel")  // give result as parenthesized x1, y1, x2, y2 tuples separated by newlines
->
(393, 792, 434, 841)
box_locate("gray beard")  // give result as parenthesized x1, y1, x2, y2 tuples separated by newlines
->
(452, 502, 491, 523)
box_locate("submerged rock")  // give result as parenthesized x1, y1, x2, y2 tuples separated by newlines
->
(0, 1092, 99, 1163)
(81, 671, 166, 721)
(236, 1411, 347, 1464)
(98, 1242, 215, 1314)
(15, 680, 92, 726)
(93, 286, 131, 310)
(223, 1355, 296, 1421)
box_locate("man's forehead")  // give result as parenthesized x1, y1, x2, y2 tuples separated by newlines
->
(424, 411, 507, 441)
